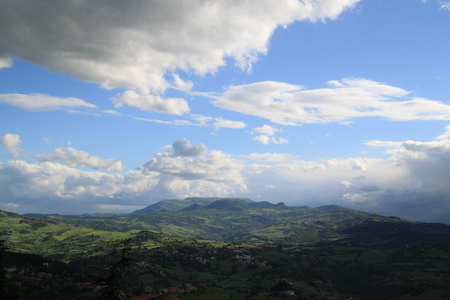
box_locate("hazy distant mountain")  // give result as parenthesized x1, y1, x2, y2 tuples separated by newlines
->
(130, 197, 254, 214)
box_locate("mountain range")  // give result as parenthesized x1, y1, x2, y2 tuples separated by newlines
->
(3, 197, 450, 256)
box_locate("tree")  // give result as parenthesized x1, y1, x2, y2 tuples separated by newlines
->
(94, 239, 136, 300)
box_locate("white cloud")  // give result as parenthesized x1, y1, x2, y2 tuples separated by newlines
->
(37, 146, 123, 172)
(275, 137, 289, 144)
(142, 140, 245, 186)
(0, 56, 12, 69)
(213, 118, 246, 130)
(244, 153, 295, 162)
(342, 192, 367, 204)
(172, 74, 194, 92)
(101, 110, 121, 116)
(253, 135, 272, 145)
(212, 78, 450, 125)
(0, 0, 359, 113)
(0, 93, 97, 111)
(3, 128, 450, 223)
(0, 160, 160, 213)
(43, 137, 52, 146)
(253, 135, 288, 145)
(134, 114, 247, 132)
(365, 140, 403, 148)
(252, 125, 289, 145)
(112, 90, 189, 115)
(255, 125, 279, 136)
(341, 180, 353, 188)
(0, 133, 24, 158)
(438, 0, 450, 10)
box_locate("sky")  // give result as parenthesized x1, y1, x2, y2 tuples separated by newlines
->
(1, 0, 450, 224)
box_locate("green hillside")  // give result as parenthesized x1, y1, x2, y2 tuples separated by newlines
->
(26, 198, 450, 248)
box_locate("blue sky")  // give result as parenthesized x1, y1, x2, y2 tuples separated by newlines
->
(1, 0, 450, 224)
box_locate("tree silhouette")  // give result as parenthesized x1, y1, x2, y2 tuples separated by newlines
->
(0, 240, 21, 300)
(94, 239, 136, 300)
(0, 240, 7, 297)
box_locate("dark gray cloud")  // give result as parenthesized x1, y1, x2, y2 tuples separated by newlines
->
(172, 139, 207, 157)
(359, 185, 381, 192)
(0, 0, 359, 114)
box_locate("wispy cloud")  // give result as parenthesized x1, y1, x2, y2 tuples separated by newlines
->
(243, 153, 295, 162)
(0, 93, 97, 111)
(213, 118, 246, 130)
(212, 78, 450, 125)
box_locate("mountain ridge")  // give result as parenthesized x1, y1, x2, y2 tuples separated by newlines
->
(3, 197, 450, 250)
(130, 197, 254, 214)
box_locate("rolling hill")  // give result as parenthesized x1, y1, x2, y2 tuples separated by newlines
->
(5, 198, 450, 250)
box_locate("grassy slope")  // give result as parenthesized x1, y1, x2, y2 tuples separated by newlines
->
(1, 210, 134, 261)
(32, 204, 450, 247)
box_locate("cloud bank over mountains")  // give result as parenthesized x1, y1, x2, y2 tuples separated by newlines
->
(1, 0, 450, 224)
(2, 127, 450, 224)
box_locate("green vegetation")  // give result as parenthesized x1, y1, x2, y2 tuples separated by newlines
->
(32, 201, 450, 248)
(1, 198, 450, 299)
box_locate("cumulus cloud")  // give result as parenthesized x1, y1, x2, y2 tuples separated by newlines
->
(3, 129, 450, 223)
(37, 146, 123, 172)
(252, 125, 289, 145)
(212, 78, 450, 125)
(171, 139, 208, 157)
(0, 160, 159, 213)
(255, 125, 279, 136)
(342, 192, 367, 204)
(0, 93, 97, 111)
(359, 125, 450, 223)
(142, 139, 245, 185)
(0, 133, 24, 158)
(0, 0, 359, 113)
